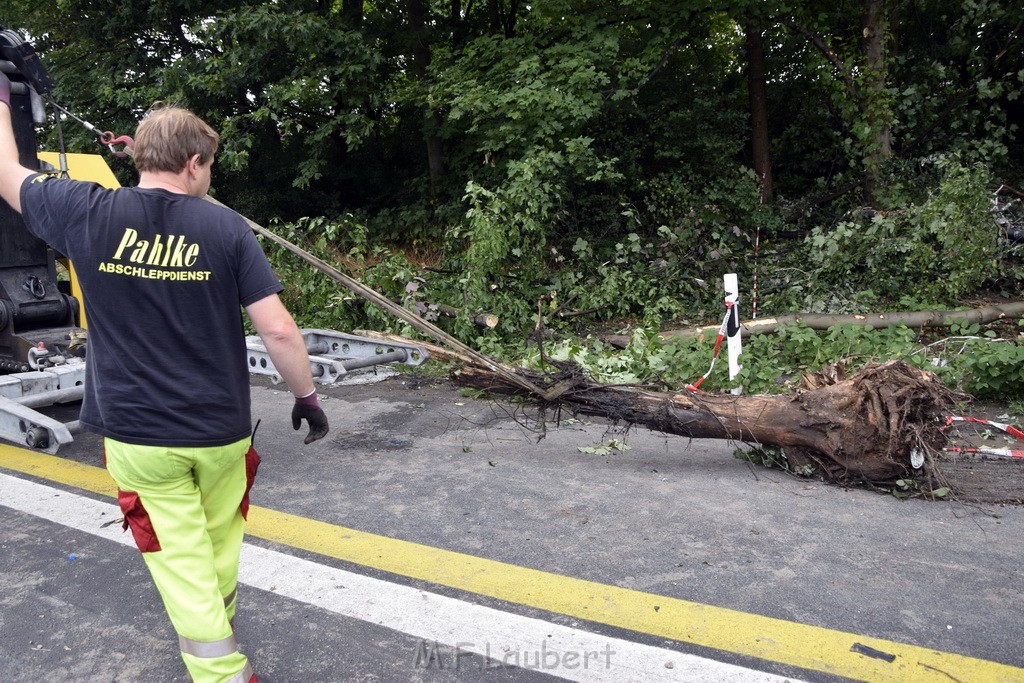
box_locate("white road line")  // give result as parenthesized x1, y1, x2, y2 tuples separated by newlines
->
(1, 472, 801, 682)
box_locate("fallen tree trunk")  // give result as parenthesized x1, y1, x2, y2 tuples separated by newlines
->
(601, 302, 1024, 347)
(456, 359, 962, 485)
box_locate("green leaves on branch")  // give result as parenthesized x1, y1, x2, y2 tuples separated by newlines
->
(808, 157, 997, 301)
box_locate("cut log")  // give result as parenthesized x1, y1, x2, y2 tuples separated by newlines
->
(601, 302, 1024, 347)
(455, 359, 962, 486)
(431, 303, 499, 329)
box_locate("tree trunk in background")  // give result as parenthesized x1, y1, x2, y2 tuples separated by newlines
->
(342, 0, 363, 25)
(599, 301, 1024, 347)
(448, 0, 467, 47)
(862, 0, 891, 207)
(745, 22, 773, 203)
(488, 0, 501, 34)
(486, 0, 519, 37)
(409, 0, 446, 191)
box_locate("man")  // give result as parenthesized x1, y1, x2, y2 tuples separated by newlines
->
(0, 70, 329, 683)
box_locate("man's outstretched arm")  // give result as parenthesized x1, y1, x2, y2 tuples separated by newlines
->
(246, 293, 330, 444)
(0, 71, 34, 213)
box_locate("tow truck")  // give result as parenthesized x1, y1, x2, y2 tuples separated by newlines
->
(0, 29, 428, 453)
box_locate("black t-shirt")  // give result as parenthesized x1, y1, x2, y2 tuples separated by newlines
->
(20, 175, 283, 447)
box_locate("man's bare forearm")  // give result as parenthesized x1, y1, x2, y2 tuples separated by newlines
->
(0, 96, 33, 212)
(261, 325, 317, 397)
(245, 294, 316, 397)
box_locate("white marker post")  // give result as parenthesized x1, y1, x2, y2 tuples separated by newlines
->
(723, 273, 743, 395)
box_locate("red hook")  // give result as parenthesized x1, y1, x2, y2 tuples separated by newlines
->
(100, 131, 135, 158)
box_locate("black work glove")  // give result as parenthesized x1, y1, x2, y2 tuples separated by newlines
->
(292, 391, 329, 444)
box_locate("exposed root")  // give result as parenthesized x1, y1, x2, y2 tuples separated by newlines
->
(456, 358, 967, 492)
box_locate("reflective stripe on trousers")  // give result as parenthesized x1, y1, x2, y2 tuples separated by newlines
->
(179, 634, 254, 682)
(180, 633, 240, 658)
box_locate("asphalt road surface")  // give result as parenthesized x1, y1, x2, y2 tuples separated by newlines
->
(2, 370, 1023, 682)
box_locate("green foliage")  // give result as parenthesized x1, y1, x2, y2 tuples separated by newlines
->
(430, 20, 640, 322)
(891, 0, 1023, 171)
(546, 230, 699, 327)
(258, 215, 440, 338)
(735, 323, 923, 394)
(510, 320, 1024, 405)
(736, 445, 788, 471)
(458, 149, 562, 317)
(12, 0, 1020, 226)
(515, 327, 705, 388)
(735, 445, 816, 477)
(884, 477, 949, 500)
(8, 0, 1024, 411)
(807, 157, 998, 301)
(929, 337, 1024, 398)
(534, 165, 774, 327)
(433, 29, 618, 160)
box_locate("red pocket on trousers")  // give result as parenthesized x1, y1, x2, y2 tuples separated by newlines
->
(117, 490, 162, 553)
(240, 445, 261, 521)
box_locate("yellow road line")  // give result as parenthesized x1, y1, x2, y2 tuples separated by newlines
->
(3, 444, 1022, 682)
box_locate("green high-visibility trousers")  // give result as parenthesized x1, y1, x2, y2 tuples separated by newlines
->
(106, 436, 257, 683)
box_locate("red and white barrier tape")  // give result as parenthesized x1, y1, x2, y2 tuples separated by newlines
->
(943, 415, 1024, 441)
(945, 447, 1024, 459)
(942, 415, 1024, 459)
(684, 302, 733, 393)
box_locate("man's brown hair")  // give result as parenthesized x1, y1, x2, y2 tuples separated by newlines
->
(133, 104, 220, 173)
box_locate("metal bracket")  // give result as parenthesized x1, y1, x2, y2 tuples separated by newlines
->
(245, 329, 430, 385)
(0, 394, 74, 453)
(0, 363, 84, 453)
(0, 328, 431, 452)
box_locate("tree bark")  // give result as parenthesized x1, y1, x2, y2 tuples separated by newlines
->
(342, 0, 363, 25)
(488, 0, 501, 33)
(432, 303, 499, 328)
(408, 0, 445, 191)
(485, 0, 519, 37)
(862, 0, 891, 207)
(601, 302, 1024, 347)
(456, 359, 960, 485)
(745, 21, 773, 203)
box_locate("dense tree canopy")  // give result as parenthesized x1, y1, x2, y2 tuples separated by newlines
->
(4, 0, 1023, 333)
